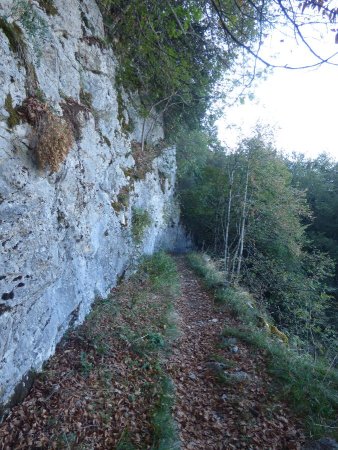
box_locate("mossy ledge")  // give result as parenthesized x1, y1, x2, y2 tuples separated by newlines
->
(0, 18, 25, 54)
(4, 94, 21, 129)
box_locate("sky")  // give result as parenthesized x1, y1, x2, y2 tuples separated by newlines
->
(217, 7, 338, 161)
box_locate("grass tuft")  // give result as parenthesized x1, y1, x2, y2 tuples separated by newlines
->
(151, 376, 180, 450)
(4, 94, 21, 128)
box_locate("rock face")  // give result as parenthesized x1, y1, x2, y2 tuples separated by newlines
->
(0, 0, 188, 414)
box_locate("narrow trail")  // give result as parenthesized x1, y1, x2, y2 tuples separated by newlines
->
(167, 257, 305, 450)
(0, 256, 306, 449)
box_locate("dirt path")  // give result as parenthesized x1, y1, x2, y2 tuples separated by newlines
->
(167, 257, 305, 450)
(0, 256, 305, 449)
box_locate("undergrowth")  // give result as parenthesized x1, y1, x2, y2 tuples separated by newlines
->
(187, 252, 338, 439)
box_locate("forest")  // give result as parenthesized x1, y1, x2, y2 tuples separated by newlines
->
(177, 128, 338, 361)
(98, 0, 338, 361)
(100, 0, 338, 432)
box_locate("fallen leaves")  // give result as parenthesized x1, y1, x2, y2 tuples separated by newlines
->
(0, 257, 306, 449)
(166, 258, 305, 450)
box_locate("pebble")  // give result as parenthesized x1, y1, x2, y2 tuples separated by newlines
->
(230, 370, 251, 381)
(205, 361, 227, 371)
(225, 371, 251, 382)
(188, 372, 197, 381)
(222, 337, 238, 346)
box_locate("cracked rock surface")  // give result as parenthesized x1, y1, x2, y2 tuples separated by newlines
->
(0, 0, 188, 411)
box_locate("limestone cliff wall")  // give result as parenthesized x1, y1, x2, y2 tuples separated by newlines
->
(0, 0, 188, 413)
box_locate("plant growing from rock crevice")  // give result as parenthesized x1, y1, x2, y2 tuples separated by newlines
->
(0, 17, 25, 54)
(21, 97, 74, 172)
(4, 94, 21, 129)
(131, 207, 151, 244)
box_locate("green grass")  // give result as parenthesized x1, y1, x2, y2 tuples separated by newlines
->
(187, 252, 338, 439)
(4, 93, 21, 129)
(187, 252, 224, 290)
(140, 251, 180, 296)
(150, 376, 180, 450)
(116, 430, 137, 450)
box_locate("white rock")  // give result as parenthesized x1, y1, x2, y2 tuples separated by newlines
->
(0, 0, 190, 414)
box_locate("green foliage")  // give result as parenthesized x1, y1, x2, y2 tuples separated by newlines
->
(131, 207, 151, 243)
(4, 94, 20, 128)
(180, 131, 335, 353)
(80, 351, 94, 377)
(289, 152, 338, 328)
(98, 0, 266, 134)
(116, 431, 137, 450)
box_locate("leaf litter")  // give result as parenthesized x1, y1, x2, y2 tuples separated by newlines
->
(0, 256, 305, 449)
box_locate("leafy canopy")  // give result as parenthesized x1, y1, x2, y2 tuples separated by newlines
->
(98, 0, 270, 132)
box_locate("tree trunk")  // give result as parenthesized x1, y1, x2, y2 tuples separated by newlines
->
(236, 164, 250, 278)
(224, 168, 235, 284)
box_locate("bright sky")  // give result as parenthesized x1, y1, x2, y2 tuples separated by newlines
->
(217, 7, 338, 161)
